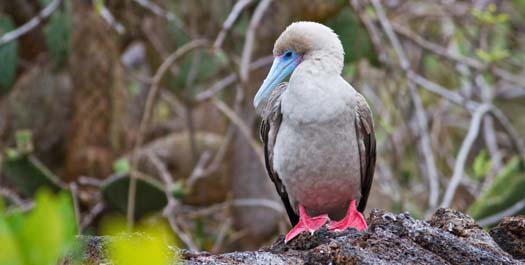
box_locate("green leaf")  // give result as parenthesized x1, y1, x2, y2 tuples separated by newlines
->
(1, 155, 64, 196)
(0, 216, 24, 265)
(475, 49, 492, 63)
(113, 158, 131, 175)
(40, 0, 72, 67)
(472, 150, 492, 180)
(15, 129, 33, 154)
(1, 190, 77, 265)
(102, 174, 167, 219)
(5, 148, 20, 159)
(471, 4, 509, 25)
(101, 216, 177, 265)
(475, 48, 509, 63)
(172, 180, 186, 199)
(468, 157, 525, 226)
(0, 15, 19, 92)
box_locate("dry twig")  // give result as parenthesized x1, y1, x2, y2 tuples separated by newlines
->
(240, 0, 272, 83)
(81, 201, 105, 230)
(0, 0, 63, 47)
(212, 98, 265, 168)
(133, 0, 185, 30)
(96, 3, 126, 34)
(370, 0, 440, 212)
(214, 0, 255, 50)
(0, 187, 26, 208)
(187, 198, 285, 219)
(195, 55, 273, 102)
(69, 183, 81, 234)
(147, 152, 198, 250)
(440, 104, 492, 208)
(127, 39, 209, 227)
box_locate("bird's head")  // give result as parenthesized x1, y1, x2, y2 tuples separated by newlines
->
(253, 21, 344, 110)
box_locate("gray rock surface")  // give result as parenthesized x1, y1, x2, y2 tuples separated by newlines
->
(69, 208, 525, 264)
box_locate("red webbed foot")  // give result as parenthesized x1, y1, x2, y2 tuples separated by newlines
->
(328, 200, 367, 231)
(285, 204, 329, 243)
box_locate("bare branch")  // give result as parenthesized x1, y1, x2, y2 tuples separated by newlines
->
(97, 3, 126, 34)
(81, 201, 105, 230)
(349, 0, 389, 64)
(0, 0, 62, 47)
(371, 0, 439, 212)
(187, 198, 285, 218)
(214, 0, 255, 50)
(496, 87, 525, 100)
(477, 199, 525, 227)
(127, 39, 209, 227)
(240, 0, 272, 83)
(212, 98, 265, 168)
(133, 0, 184, 29)
(490, 108, 525, 160)
(147, 152, 198, 251)
(77, 176, 103, 187)
(408, 81, 440, 213)
(476, 74, 503, 191)
(407, 71, 479, 111)
(211, 217, 232, 253)
(440, 104, 493, 208)
(69, 183, 81, 234)
(370, 0, 408, 70)
(377, 11, 525, 88)
(195, 55, 273, 102)
(0, 187, 26, 207)
(391, 22, 484, 69)
(186, 152, 212, 189)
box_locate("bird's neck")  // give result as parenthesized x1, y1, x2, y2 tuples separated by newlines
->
(289, 56, 342, 90)
(284, 68, 350, 124)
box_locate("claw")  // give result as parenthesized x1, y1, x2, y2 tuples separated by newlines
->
(285, 205, 329, 243)
(328, 200, 367, 231)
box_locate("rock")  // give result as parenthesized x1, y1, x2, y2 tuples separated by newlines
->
(67, 209, 525, 264)
(183, 208, 524, 265)
(490, 216, 525, 260)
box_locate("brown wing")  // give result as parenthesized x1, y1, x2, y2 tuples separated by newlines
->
(260, 83, 299, 226)
(354, 94, 376, 213)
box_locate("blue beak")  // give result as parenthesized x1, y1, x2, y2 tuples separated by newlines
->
(253, 54, 301, 111)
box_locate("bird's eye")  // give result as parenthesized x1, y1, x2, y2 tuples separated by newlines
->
(283, 50, 294, 59)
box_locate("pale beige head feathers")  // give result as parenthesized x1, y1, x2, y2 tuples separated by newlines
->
(273, 22, 345, 74)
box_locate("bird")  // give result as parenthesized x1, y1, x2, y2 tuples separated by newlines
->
(253, 21, 376, 243)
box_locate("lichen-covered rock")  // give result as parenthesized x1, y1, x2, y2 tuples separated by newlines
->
(182, 208, 523, 264)
(490, 216, 525, 260)
(67, 209, 525, 264)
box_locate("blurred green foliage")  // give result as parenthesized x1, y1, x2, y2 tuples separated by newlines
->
(0, 190, 78, 265)
(171, 179, 186, 199)
(326, 9, 378, 66)
(102, 174, 167, 219)
(169, 50, 229, 97)
(101, 215, 178, 265)
(2, 155, 64, 196)
(471, 4, 509, 25)
(472, 150, 492, 180)
(468, 157, 525, 224)
(40, 0, 72, 67)
(113, 158, 131, 175)
(2, 130, 64, 196)
(0, 15, 18, 91)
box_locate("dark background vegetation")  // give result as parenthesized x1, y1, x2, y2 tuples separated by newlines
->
(0, 0, 524, 255)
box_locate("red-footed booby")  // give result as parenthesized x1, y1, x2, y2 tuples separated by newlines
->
(253, 21, 376, 243)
